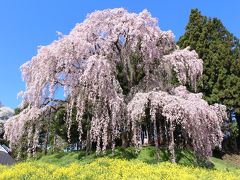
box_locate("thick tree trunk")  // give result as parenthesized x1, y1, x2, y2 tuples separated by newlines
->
(121, 131, 128, 148)
(86, 130, 91, 154)
(147, 124, 154, 145)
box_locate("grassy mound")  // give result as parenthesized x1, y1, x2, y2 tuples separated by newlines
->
(34, 147, 240, 170)
(36, 147, 198, 166)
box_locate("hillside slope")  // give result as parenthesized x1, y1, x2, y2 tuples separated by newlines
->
(0, 147, 239, 179)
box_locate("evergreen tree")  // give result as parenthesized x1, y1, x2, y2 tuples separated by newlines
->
(178, 9, 240, 152)
(178, 9, 240, 113)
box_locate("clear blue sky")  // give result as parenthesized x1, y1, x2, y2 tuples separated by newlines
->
(0, 0, 239, 109)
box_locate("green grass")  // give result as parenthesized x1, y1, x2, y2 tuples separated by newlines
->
(210, 157, 240, 171)
(34, 147, 196, 166)
(31, 146, 239, 172)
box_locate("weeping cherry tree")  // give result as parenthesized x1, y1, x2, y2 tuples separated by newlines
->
(4, 8, 226, 162)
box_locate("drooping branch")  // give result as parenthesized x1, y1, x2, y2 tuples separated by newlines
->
(162, 47, 203, 91)
(127, 86, 226, 161)
(71, 55, 125, 153)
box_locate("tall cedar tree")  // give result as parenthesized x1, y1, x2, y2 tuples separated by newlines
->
(178, 9, 240, 113)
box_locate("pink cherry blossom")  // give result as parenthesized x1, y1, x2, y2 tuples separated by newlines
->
(4, 8, 226, 161)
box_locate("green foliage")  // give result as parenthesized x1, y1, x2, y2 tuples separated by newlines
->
(177, 9, 240, 113)
(14, 108, 21, 115)
(137, 147, 168, 164)
(210, 157, 240, 171)
(170, 69, 181, 86)
(229, 122, 239, 138)
(28, 146, 240, 173)
(52, 106, 79, 144)
(53, 108, 68, 141)
(116, 52, 145, 95)
(175, 149, 198, 166)
(34, 146, 198, 167)
(0, 138, 7, 145)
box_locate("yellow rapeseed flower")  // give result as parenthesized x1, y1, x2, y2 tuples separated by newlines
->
(0, 158, 239, 180)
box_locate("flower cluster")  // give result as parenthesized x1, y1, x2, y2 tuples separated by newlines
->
(0, 158, 239, 179)
(162, 47, 203, 91)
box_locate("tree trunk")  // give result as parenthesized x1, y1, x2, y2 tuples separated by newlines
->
(158, 125, 162, 146)
(153, 118, 159, 148)
(27, 126, 33, 159)
(152, 111, 160, 160)
(162, 119, 168, 146)
(86, 130, 91, 154)
(168, 121, 176, 163)
(16, 144, 23, 161)
(44, 129, 49, 155)
(53, 131, 57, 152)
(121, 131, 128, 148)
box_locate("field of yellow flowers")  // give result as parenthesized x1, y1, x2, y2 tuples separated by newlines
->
(0, 157, 240, 180)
